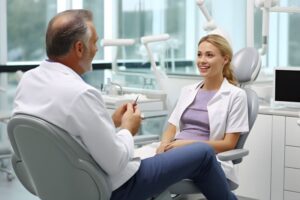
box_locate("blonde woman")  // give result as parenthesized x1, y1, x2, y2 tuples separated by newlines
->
(157, 34, 249, 185)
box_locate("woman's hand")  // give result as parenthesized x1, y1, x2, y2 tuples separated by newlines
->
(156, 142, 170, 154)
(164, 140, 197, 151)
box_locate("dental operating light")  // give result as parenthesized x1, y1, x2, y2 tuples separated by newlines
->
(195, 0, 232, 45)
(196, 0, 217, 31)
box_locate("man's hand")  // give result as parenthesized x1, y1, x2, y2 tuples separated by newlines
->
(120, 103, 142, 136)
(112, 103, 127, 127)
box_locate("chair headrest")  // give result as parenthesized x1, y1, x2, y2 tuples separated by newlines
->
(232, 47, 261, 84)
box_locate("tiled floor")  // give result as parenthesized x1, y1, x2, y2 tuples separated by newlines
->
(0, 173, 38, 200)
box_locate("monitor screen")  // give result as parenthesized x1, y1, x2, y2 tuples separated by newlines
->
(274, 67, 300, 107)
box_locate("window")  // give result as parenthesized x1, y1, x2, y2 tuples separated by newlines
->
(114, 0, 194, 75)
(7, 0, 57, 62)
(112, 0, 247, 75)
(3, 0, 299, 74)
(6, 0, 104, 62)
(254, 0, 300, 70)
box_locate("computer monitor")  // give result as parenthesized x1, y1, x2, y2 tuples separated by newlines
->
(274, 67, 300, 108)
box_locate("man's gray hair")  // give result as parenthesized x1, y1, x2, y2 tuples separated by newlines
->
(46, 9, 93, 58)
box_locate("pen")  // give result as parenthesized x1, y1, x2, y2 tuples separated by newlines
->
(133, 95, 139, 106)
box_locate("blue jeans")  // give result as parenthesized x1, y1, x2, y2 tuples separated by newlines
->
(111, 142, 237, 200)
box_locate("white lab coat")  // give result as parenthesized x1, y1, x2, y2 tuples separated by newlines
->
(168, 78, 249, 184)
(13, 60, 140, 190)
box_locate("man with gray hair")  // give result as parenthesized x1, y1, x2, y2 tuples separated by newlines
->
(12, 9, 237, 200)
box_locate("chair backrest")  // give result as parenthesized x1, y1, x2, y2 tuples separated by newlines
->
(231, 47, 261, 164)
(7, 114, 112, 200)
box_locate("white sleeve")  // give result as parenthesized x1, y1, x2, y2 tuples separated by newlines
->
(225, 90, 249, 134)
(65, 88, 135, 175)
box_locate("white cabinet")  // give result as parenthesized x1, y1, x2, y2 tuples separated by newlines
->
(286, 117, 300, 147)
(236, 113, 300, 200)
(285, 146, 300, 169)
(285, 191, 300, 200)
(269, 115, 300, 200)
(236, 114, 272, 200)
(284, 117, 300, 196)
(271, 115, 285, 200)
(285, 168, 300, 192)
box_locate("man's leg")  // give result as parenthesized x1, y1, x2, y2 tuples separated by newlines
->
(111, 142, 237, 200)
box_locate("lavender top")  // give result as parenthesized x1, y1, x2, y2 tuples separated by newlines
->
(175, 88, 216, 141)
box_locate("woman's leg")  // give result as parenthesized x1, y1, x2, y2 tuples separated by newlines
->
(111, 142, 236, 200)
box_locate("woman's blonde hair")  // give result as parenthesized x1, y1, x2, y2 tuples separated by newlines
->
(198, 34, 237, 85)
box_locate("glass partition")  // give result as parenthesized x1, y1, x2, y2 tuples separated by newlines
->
(7, 0, 104, 62)
(3, 0, 300, 75)
(7, 0, 57, 62)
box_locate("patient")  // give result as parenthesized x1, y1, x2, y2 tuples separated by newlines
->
(155, 34, 249, 184)
(13, 10, 238, 200)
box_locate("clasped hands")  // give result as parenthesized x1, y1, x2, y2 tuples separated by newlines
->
(156, 140, 196, 154)
(112, 103, 142, 136)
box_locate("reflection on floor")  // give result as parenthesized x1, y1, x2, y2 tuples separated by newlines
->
(0, 173, 38, 200)
(0, 170, 255, 200)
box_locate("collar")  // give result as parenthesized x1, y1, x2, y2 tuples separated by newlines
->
(192, 78, 232, 94)
(40, 60, 83, 81)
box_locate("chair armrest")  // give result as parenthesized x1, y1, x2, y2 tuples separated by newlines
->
(134, 135, 160, 146)
(217, 149, 249, 162)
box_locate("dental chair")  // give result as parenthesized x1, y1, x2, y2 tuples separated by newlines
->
(134, 47, 261, 199)
(7, 114, 171, 200)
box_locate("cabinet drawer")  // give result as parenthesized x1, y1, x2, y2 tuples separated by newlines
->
(284, 191, 300, 200)
(286, 117, 300, 147)
(286, 146, 300, 168)
(285, 168, 300, 192)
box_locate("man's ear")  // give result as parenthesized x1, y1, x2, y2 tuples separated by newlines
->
(74, 40, 84, 58)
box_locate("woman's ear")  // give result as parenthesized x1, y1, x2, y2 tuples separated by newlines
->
(223, 55, 230, 66)
(74, 40, 84, 58)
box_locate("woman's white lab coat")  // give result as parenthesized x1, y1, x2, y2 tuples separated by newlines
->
(168, 78, 249, 184)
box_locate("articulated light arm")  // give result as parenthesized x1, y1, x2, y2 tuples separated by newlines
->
(101, 38, 135, 71)
(195, 0, 233, 45)
(255, 0, 274, 55)
(140, 34, 170, 74)
(101, 39, 135, 47)
(140, 34, 173, 111)
(196, 0, 217, 32)
(255, 0, 280, 55)
(260, 6, 270, 55)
